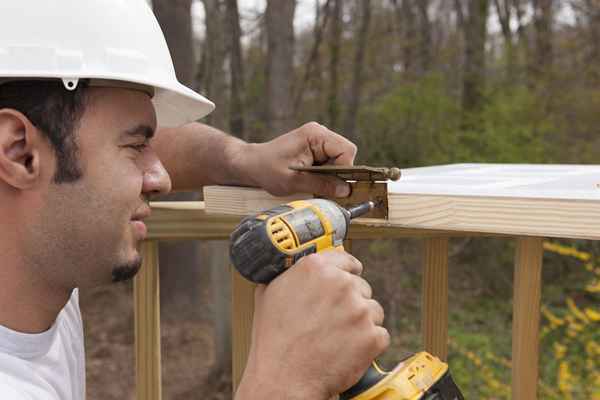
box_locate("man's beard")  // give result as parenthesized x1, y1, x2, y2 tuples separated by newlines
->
(111, 255, 143, 282)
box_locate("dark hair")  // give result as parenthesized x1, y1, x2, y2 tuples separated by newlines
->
(0, 80, 89, 183)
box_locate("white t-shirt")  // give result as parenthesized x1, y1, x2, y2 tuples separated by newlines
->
(0, 289, 85, 399)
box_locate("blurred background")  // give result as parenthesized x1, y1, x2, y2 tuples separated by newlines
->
(80, 1, 599, 398)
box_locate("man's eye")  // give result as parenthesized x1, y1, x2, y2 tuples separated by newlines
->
(128, 143, 148, 152)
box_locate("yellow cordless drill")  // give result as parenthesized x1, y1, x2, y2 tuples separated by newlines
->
(229, 199, 464, 400)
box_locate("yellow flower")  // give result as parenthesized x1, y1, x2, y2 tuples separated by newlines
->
(587, 280, 600, 293)
(554, 342, 567, 359)
(585, 262, 594, 272)
(585, 307, 600, 322)
(543, 242, 591, 261)
(567, 298, 589, 324)
(586, 341, 600, 357)
(542, 306, 565, 326)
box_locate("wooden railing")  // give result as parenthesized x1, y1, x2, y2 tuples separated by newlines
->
(135, 201, 550, 399)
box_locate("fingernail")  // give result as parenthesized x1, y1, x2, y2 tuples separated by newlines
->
(335, 183, 351, 198)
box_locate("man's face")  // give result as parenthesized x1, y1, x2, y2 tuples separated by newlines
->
(27, 87, 171, 289)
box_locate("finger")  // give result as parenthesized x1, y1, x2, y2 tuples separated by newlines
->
(292, 172, 351, 198)
(313, 250, 363, 275)
(300, 122, 358, 166)
(366, 299, 385, 326)
(351, 275, 373, 299)
(314, 125, 358, 166)
(373, 326, 391, 355)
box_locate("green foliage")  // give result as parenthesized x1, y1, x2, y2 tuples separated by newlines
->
(456, 85, 555, 163)
(358, 76, 558, 168)
(358, 74, 461, 167)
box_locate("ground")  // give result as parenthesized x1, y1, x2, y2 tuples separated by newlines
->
(81, 281, 231, 400)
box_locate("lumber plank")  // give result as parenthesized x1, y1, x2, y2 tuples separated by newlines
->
(134, 241, 162, 400)
(203, 163, 600, 240)
(147, 201, 492, 239)
(422, 237, 449, 361)
(232, 268, 256, 393)
(512, 237, 543, 400)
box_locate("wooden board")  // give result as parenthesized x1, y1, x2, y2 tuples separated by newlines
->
(203, 164, 600, 240)
(387, 164, 600, 240)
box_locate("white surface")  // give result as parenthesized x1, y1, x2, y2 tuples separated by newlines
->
(0, 289, 85, 399)
(390, 164, 600, 201)
(0, 0, 214, 126)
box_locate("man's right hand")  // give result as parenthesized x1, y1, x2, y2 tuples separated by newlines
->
(235, 250, 390, 400)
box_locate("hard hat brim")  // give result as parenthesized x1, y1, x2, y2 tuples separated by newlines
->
(152, 80, 215, 127)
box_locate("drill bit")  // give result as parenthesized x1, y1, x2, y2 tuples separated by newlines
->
(346, 201, 375, 219)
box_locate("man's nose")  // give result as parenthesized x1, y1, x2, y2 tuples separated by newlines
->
(142, 153, 172, 197)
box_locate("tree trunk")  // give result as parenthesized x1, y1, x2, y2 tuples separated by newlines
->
(200, 0, 234, 380)
(327, 0, 342, 130)
(532, 0, 554, 76)
(343, 0, 371, 142)
(226, 0, 246, 139)
(462, 0, 489, 113)
(294, 0, 330, 117)
(201, 0, 228, 129)
(493, 0, 516, 78)
(152, 0, 203, 321)
(153, 0, 195, 86)
(416, 0, 432, 73)
(400, 0, 417, 76)
(265, 0, 296, 137)
(583, 0, 600, 81)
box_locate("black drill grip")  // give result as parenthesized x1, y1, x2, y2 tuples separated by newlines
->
(339, 362, 387, 400)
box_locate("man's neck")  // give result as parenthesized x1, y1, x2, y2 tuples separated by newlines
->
(0, 246, 71, 334)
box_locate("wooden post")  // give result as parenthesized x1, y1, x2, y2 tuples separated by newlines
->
(134, 241, 162, 400)
(421, 237, 449, 361)
(232, 267, 256, 394)
(512, 237, 543, 400)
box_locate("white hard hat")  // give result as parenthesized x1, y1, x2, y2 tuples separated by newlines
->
(0, 0, 215, 127)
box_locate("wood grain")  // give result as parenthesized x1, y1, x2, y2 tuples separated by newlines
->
(148, 201, 491, 240)
(388, 195, 600, 240)
(134, 241, 162, 400)
(512, 237, 543, 400)
(203, 162, 600, 240)
(232, 268, 256, 393)
(421, 237, 449, 361)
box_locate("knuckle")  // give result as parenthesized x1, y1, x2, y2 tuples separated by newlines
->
(302, 121, 322, 133)
(352, 257, 364, 275)
(351, 299, 371, 321)
(337, 271, 354, 291)
(374, 301, 385, 318)
(374, 328, 391, 352)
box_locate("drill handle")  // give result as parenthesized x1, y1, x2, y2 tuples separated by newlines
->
(339, 362, 387, 400)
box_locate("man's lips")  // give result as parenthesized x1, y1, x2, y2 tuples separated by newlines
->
(131, 206, 151, 221)
(131, 206, 151, 239)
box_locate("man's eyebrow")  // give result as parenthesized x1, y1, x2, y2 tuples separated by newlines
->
(122, 124, 155, 140)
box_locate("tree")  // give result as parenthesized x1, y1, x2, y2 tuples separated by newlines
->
(456, 0, 490, 114)
(153, 0, 195, 86)
(343, 0, 372, 142)
(327, 0, 342, 130)
(153, 0, 203, 319)
(532, 0, 554, 76)
(226, 0, 246, 139)
(265, 0, 296, 136)
(200, 0, 228, 129)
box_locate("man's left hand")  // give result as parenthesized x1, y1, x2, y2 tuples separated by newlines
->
(230, 122, 357, 198)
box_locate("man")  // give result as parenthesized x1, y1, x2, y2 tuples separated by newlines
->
(0, 1, 389, 399)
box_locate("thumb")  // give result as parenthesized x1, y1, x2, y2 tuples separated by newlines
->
(293, 172, 351, 198)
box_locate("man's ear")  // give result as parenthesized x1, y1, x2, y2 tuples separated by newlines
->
(0, 109, 43, 189)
